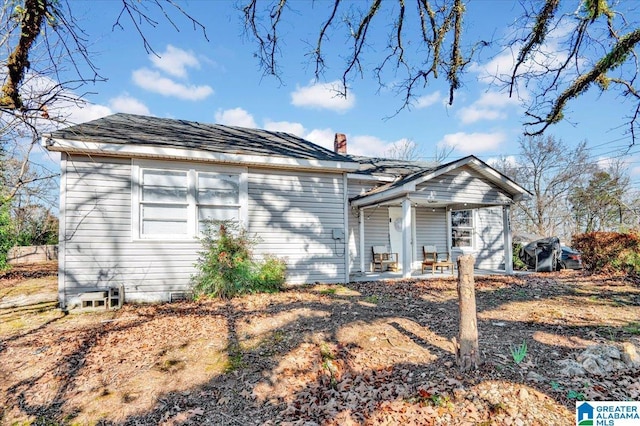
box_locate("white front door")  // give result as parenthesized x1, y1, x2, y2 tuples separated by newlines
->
(389, 207, 417, 271)
(389, 207, 404, 268)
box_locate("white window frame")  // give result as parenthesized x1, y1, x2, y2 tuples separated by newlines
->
(132, 159, 248, 241)
(451, 209, 475, 249)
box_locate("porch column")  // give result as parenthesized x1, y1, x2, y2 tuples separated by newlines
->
(402, 198, 412, 278)
(359, 208, 365, 273)
(503, 205, 513, 274)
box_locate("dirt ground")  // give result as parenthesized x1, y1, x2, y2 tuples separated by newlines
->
(1, 264, 639, 425)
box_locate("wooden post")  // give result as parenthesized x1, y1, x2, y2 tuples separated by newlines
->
(455, 254, 479, 371)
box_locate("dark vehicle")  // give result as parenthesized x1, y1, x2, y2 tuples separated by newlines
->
(519, 237, 562, 272)
(560, 246, 583, 270)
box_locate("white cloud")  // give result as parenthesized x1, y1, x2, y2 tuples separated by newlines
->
(214, 107, 257, 128)
(109, 95, 150, 115)
(304, 128, 406, 157)
(438, 132, 506, 154)
(470, 49, 516, 84)
(4, 73, 111, 127)
(415, 92, 441, 109)
(132, 68, 213, 100)
(471, 21, 574, 95)
(64, 102, 112, 125)
(290, 80, 355, 112)
(264, 120, 306, 137)
(458, 107, 506, 124)
(348, 135, 394, 157)
(150, 45, 200, 78)
(458, 91, 520, 124)
(304, 128, 336, 150)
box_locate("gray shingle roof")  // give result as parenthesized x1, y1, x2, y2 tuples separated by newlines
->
(346, 155, 438, 178)
(47, 113, 351, 162)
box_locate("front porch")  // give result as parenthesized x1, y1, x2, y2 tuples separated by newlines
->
(348, 157, 531, 280)
(349, 267, 516, 282)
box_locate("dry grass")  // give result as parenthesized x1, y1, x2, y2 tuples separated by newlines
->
(0, 268, 638, 425)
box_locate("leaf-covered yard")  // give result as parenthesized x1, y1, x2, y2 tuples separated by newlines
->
(1, 265, 639, 425)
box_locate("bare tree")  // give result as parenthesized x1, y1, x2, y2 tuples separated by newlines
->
(5, 1, 639, 143)
(492, 135, 594, 240)
(507, 1, 640, 141)
(241, 1, 640, 143)
(0, 0, 209, 208)
(383, 139, 421, 161)
(1, 0, 207, 115)
(569, 159, 636, 233)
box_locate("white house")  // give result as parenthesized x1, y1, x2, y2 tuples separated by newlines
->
(44, 113, 529, 308)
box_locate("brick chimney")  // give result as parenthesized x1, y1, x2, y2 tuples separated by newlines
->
(334, 133, 347, 154)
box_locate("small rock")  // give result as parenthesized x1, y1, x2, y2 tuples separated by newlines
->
(582, 357, 605, 376)
(518, 388, 530, 400)
(578, 344, 621, 362)
(556, 359, 585, 376)
(526, 371, 546, 383)
(622, 341, 640, 366)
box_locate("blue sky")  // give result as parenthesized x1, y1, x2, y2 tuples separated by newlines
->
(45, 1, 640, 186)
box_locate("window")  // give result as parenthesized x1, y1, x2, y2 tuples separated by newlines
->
(140, 170, 189, 236)
(133, 161, 246, 240)
(451, 209, 474, 248)
(197, 172, 240, 232)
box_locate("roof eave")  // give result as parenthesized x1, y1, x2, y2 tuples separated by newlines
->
(43, 137, 361, 172)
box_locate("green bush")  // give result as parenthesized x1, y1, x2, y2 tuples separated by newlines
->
(0, 202, 14, 271)
(512, 243, 527, 270)
(192, 220, 286, 299)
(572, 232, 640, 274)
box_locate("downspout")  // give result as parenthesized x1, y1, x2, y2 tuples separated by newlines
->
(359, 207, 365, 273)
(58, 153, 68, 309)
(503, 205, 513, 274)
(343, 173, 349, 283)
(446, 208, 453, 262)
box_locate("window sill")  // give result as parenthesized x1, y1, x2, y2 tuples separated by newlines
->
(132, 236, 200, 243)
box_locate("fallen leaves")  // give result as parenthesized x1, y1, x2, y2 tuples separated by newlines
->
(1, 268, 638, 425)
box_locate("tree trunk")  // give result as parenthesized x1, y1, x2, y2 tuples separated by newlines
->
(455, 254, 479, 371)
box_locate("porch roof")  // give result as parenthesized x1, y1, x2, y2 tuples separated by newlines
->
(350, 155, 531, 208)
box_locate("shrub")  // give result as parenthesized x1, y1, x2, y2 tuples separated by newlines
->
(192, 220, 286, 299)
(512, 243, 527, 270)
(0, 202, 14, 271)
(572, 232, 640, 274)
(252, 255, 287, 293)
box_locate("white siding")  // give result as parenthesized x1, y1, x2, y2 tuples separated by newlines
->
(416, 166, 512, 205)
(248, 169, 347, 284)
(450, 206, 505, 270)
(475, 206, 505, 269)
(60, 155, 348, 306)
(415, 208, 448, 257)
(361, 207, 391, 272)
(346, 179, 379, 273)
(61, 155, 200, 305)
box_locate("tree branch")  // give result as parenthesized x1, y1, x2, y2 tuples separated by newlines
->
(525, 28, 640, 137)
